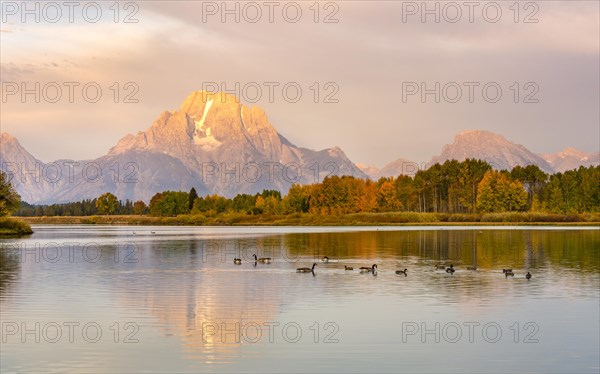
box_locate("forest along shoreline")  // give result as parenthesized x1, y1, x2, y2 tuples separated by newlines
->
(6, 162, 600, 230)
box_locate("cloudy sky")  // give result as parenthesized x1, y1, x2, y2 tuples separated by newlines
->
(1, 1, 598, 166)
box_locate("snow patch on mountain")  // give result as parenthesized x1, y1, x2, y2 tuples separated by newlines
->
(195, 127, 223, 151)
(194, 98, 213, 132)
(240, 106, 249, 130)
(193, 98, 221, 150)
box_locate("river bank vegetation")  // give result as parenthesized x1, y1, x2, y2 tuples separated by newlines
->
(18, 212, 600, 226)
(0, 171, 32, 236)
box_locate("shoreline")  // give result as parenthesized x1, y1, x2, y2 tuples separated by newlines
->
(0, 217, 34, 237)
(16, 213, 600, 227)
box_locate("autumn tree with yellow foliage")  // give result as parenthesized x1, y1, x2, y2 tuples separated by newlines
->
(476, 170, 528, 213)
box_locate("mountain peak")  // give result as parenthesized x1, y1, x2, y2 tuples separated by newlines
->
(558, 147, 588, 159)
(457, 129, 487, 136)
(102, 90, 365, 199)
(455, 130, 506, 142)
(109, 90, 276, 156)
(431, 130, 553, 172)
(328, 146, 345, 157)
(179, 91, 240, 117)
(542, 147, 599, 172)
(1, 132, 31, 158)
(357, 158, 418, 179)
(1, 132, 17, 143)
(356, 163, 380, 175)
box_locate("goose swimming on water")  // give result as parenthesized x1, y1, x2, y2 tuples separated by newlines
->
(360, 264, 377, 273)
(344, 265, 353, 271)
(446, 264, 455, 274)
(396, 269, 407, 276)
(253, 254, 271, 264)
(297, 263, 317, 273)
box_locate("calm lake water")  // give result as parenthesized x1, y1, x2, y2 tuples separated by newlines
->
(1, 225, 599, 373)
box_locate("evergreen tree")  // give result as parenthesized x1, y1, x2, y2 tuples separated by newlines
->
(188, 187, 198, 212)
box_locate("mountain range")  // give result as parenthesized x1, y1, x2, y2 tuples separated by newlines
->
(1, 91, 597, 204)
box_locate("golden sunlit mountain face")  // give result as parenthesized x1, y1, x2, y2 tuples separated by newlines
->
(1, 2, 598, 166)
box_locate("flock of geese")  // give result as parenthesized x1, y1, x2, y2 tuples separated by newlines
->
(234, 255, 533, 279)
(132, 230, 533, 279)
